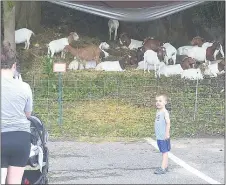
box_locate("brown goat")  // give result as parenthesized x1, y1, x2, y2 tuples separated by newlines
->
(206, 41, 221, 61)
(177, 55, 196, 70)
(63, 44, 102, 63)
(119, 33, 131, 47)
(218, 59, 225, 72)
(190, 36, 205, 47)
(142, 37, 162, 52)
(157, 46, 167, 62)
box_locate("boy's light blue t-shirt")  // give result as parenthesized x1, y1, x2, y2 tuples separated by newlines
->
(154, 110, 169, 140)
(1, 77, 33, 133)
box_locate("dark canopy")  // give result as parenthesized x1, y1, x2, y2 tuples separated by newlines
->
(49, 1, 206, 22)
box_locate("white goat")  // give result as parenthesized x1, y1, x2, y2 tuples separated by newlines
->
(202, 42, 213, 49)
(187, 46, 207, 63)
(143, 50, 161, 77)
(158, 63, 184, 78)
(178, 46, 207, 63)
(119, 34, 143, 50)
(108, 19, 119, 41)
(99, 42, 110, 58)
(177, 46, 193, 56)
(128, 39, 143, 50)
(85, 61, 97, 69)
(95, 61, 125, 71)
(136, 61, 150, 70)
(47, 32, 79, 58)
(68, 60, 79, 70)
(15, 28, 35, 49)
(163, 43, 177, 65)
(203, 62, 225, 77)
(137, 60, 164, 71)
(181, 68, 203, 80)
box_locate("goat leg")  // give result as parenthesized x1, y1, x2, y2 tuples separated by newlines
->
(114, 28, 118, 41)
(219, 44, 225, 58)
(26, 40, 30, 50)
(143, 61, 146, 73)
(109, 28, 111, 40)
(24, 42, 27, 50)
(154, 64, 156, 76)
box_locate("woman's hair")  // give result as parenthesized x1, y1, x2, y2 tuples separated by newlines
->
(1, 41, 18, 69)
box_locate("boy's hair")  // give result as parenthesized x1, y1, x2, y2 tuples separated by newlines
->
(1, 41, 18, 69)
(156, 94, 168, 102)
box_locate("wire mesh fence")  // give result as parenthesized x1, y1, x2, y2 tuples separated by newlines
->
(23, 73, 225, 138)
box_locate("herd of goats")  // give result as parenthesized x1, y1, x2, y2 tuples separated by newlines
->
(14, 19, 225, 80)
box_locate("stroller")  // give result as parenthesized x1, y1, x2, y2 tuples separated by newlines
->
(22, 115, 49, 184)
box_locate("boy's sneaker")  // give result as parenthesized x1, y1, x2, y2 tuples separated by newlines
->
(154, 167, 166, 174)
(165, 167, 169, 172)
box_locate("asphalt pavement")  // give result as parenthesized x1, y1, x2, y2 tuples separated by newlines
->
(47, 138, 224, 184)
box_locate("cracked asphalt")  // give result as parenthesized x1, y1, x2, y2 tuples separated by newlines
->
(47, 138, 224, 184)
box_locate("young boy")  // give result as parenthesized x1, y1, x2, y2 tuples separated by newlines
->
(154, 94, 171, 174)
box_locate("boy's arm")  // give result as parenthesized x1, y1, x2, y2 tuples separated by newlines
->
(164, 111, 171, 139)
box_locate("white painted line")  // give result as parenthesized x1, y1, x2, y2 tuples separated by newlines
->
(145, 137, 221, 185)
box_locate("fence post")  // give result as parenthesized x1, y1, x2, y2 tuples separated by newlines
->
(193, 77, 199, 121)
(58, 72, 63, 125)
(53, 63, 66, 125)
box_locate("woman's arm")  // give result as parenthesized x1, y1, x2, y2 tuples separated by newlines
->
(24, 83, 33, 118)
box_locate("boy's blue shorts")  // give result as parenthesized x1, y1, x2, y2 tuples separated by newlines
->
(157, 139, 171, 153)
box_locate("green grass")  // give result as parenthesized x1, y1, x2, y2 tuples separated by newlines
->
(21, 70, 225, 141)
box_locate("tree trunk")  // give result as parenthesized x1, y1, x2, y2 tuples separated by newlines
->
(3, 1, 16, 51)
(15, 1, 41, 33)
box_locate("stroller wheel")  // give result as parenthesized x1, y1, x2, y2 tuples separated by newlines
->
(44, 176, 49, 184)
(28, 155, 39, 167)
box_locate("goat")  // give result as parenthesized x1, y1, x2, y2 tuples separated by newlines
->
(119, 33, 143, 50)
(181, 68, 203, 80)
(162, 43, 177, 65)
(177, 46, 194, 56)
(179, 56, 196, 69)
(205, 41, 225, 61)
(157, 56, 196, 78)
(142, 37, 162, 52)
(63, 42, 110, 63)
(95, 60, 125, 71)
(187, 46, 207, 63)
(190, 36, 205, 47)
(85, 61, 97, 69)
(136, 45, 167, 64)
(47, 32, 79, 58)
(108, 19, 119, 41)
(157, 47, 168, 64)
(203, 59, 225, 77)
(158, 63, 183, 78)
(15, 28, 35, 49)
(143, 49, 162, 77)
(68, 60, 79, 70)
(136, 46, 145, 62)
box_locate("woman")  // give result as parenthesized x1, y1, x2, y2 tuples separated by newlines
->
(1, 42, 33, 184)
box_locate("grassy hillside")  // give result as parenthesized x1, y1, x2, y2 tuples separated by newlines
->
(20, 53, 225, 141)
